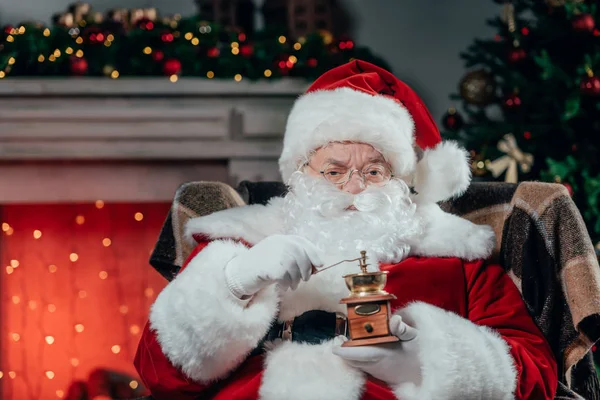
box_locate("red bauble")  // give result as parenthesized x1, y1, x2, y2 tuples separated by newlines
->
(152, 50, 164, 62)
(136, 18, 154, 30)
(240, 44, 254, 57)
(69, 57, 88, 76)
(504, 93, 522, 110)
(572, 13, 595, 33)
(86, 27, 103, 44)
(163, 59, 181, 76)
(3, 25, 14, 35)
(563, 183, 574, 197)
(207, 47, 220, 58)
(508, 48, 527, 64)
(580, 76, 600, 96)
(339, 40, 354, 50)
(161, 32, 174, 43)
(277, 58, 291, 75)
(441, 109, 464, 131)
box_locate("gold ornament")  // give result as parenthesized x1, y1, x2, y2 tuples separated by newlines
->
(318, 29, 334, 45)
(470, 154, 489, 177)
(459, 70, 497, 106)
(502, 2, 520, 47)
(103, 65, 115, 76)
(487, 133, 534, 183)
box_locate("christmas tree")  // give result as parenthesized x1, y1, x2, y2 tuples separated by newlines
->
(442, 0, 600, 246)
(443, 0, 600, 378)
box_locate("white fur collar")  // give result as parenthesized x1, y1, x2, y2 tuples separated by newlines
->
(185, 196, 495, 261)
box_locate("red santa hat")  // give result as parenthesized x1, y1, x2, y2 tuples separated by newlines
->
(279, 60, 470, 201)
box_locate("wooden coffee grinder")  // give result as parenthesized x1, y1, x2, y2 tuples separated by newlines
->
(340, 251, 399, 347)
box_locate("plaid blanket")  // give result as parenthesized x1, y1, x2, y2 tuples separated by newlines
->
(149, 180, 600, 399)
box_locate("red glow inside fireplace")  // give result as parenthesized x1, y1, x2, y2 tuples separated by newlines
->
(0, 202, 170, 399)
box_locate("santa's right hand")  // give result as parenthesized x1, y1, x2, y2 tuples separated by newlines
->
(224, 234, 323, 299)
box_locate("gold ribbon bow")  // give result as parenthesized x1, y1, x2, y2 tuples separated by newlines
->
(487, 133, 534, 183)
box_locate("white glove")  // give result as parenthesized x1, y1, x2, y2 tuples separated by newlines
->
(224, 234, 323, 299)
(332, 314, 422, 388)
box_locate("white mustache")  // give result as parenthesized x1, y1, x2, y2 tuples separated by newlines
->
(315, 183, 409, 216)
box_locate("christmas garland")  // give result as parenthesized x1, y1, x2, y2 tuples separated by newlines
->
(0, 9, 389, 81)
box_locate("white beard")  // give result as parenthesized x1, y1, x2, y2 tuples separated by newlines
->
(281, 172, 423, 265)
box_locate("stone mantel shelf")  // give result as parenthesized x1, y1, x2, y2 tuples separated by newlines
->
(0, 77, 309, 97)
(0, 78, 306, 202)
(0, 78, 308, 161)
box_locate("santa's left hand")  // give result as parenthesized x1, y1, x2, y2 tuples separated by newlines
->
(332, 314, 422, 388)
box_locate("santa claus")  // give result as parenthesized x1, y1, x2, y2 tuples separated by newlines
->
(134, 60, 557, 400)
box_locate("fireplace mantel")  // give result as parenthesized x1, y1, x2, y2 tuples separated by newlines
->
(0, 78, 307, 203)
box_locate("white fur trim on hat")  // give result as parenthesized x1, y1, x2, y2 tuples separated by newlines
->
(412, 141, 472, 204)
(279, 87, 416, 182)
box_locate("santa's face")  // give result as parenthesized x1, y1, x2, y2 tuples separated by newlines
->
(282, 142, 423, 264)
(302, 142, 391, 195)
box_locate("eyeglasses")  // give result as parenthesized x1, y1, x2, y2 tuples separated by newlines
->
(306, 162, 394, 186)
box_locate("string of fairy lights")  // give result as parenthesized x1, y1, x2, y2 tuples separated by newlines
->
(0, 201, 164, 399)
(0, 22, 338, 82)
(0, 5, 382, 83)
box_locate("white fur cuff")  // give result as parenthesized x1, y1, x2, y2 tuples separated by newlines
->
(393, 302, 517, 400)
(149, 240, 279, 383)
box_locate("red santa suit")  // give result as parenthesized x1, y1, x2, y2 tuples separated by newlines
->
(134, 60, 558, 400)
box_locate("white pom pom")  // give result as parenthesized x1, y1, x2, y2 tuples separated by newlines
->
(412, 141, 471, 204)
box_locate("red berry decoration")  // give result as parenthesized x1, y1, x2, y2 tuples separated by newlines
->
(307, 58, 318, 68)
(161, 32, 174, 43)
(504, 93, 522, 110)
(572, 13, 595, 33)
(508, 48, 527, 64)
(69, 56, 88, 76)
(86, 27, 103, 44)
(277, 57, 292, 75)
(240, 44, 254, 57)
(136, 18, 154, 30)
(339, 40, 354, 50)
(207, 47, 220, 58)
(563, 183, 574, 197)
(152, 50, 164, 62)
(580, 75, 600, 96)
(163, 58, 182, 76)
(442, 108, 464, 131)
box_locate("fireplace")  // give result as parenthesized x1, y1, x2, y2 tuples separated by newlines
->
(0, 78, 305, 399)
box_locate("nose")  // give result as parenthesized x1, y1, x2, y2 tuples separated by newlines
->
(342, 173, 366, 194)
